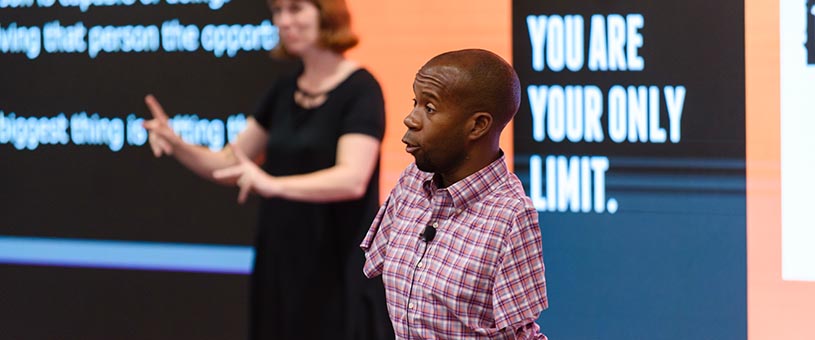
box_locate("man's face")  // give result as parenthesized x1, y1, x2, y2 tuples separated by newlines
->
(402, 64, 471, 174)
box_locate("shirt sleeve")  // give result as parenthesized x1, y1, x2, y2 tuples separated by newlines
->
(492, 204, 548, 330)
(514, 321, 548, 340)
(360, 188, 396, 278)
(340, 70, 386, 141)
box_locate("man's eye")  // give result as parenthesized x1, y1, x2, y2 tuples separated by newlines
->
(426, 104, 435, 113)
(412, 99, 417, 107)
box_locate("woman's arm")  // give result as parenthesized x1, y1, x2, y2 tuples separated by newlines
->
(214, 133, 380, 203)
(143, 94, 268, 185)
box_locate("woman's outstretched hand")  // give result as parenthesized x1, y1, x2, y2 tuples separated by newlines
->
(143, 94, 181, 157)
(213, 144, 278, 204)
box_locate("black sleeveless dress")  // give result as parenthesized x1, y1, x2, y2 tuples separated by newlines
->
(250, 65, 393, 340)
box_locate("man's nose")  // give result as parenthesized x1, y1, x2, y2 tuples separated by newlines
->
(403, 109, 420, 129)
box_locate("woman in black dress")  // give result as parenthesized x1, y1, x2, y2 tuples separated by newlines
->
(143, 0, 393, 339)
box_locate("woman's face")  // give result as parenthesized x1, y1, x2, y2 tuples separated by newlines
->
(270, 0, 321, 56)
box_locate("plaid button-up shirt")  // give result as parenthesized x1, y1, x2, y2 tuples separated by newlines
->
(362, 155, 548, 339)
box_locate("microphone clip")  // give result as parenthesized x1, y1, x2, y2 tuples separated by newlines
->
(420, 224, 437, 243)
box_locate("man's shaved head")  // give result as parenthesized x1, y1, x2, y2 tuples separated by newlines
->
(403, 49, 520, 186)
(418, 49, 521, 131)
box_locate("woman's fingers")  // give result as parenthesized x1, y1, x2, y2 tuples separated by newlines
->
(148, 134, 162, 157)
(156, 137, 173, 156)
(143, 109, 179, 157)
(213, 163, 257, 204)
(237, 178, 251, 204)
(144, 94, 169, 121)
(146, 128, 176, 157)
(214, 148, 261, 204)
(213, 165, 244, 180)
(229, 143, 250, 163)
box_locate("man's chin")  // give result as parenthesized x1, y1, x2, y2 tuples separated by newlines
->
(413, 160, 434, 173)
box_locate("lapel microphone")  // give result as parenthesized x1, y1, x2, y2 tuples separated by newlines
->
(420, 224, 437, 243)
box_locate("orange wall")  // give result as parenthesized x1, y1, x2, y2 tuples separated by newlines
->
(344, 0, 513, 198)
(746, 0, 815, 339)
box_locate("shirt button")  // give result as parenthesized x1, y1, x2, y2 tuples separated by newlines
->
(417, 262, 424, 268)
(408, 303, 415, 309)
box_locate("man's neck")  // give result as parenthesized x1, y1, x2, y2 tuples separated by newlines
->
(435, 148, 502, 188)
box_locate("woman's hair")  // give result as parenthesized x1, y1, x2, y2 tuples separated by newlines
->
(271, 0, 359, 58)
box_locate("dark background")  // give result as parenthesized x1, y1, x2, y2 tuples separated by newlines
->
(513, 1, 747, 339)
(1, 1, 283, 338)
(1, 0, 749, 338)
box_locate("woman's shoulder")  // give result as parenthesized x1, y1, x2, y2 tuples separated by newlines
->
(339, 66, 382, 94)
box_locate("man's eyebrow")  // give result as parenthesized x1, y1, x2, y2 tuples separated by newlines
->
(420, 90, 441, 102)
(413, 80, 443, 102)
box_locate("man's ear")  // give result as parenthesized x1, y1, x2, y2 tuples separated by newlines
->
(468, 112, 493, 140)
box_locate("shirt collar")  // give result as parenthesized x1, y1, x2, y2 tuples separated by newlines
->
(421, 151, 509, 212)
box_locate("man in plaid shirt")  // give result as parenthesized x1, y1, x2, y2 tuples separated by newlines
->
(361, 49, 548, 339)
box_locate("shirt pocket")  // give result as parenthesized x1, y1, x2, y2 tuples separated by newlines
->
(429, 226, 501, 309)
